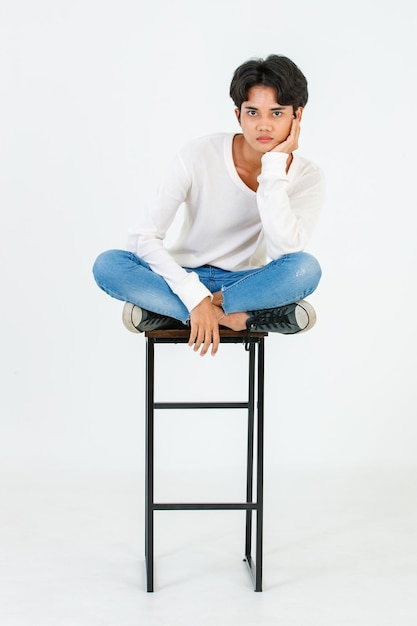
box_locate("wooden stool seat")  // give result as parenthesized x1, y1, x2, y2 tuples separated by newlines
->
(144, 328, 267, 339)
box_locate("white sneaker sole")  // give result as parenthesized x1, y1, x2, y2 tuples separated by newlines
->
(295, 300, 317, 333)
(122, 302, 142, 333)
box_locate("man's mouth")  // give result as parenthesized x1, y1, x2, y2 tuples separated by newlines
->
(256, 136, 273, 143)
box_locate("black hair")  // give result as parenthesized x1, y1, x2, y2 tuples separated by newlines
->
(229, 54, 308, 111)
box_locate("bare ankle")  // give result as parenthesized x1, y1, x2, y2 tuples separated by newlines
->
(212, 304, 248, 331)
(219, 312, 248, 331)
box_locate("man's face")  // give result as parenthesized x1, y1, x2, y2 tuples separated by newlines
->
(235, 85, 302, 154)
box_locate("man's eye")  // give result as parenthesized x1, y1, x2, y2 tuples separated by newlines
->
(248, 110, 257, 116)
(273, 111, 282, 117)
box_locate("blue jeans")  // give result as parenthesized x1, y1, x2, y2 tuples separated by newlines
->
(92, 250, 322, 324)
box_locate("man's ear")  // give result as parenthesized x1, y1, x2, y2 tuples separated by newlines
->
(234, 108, 241, 124)
(296, 106, 304, 121)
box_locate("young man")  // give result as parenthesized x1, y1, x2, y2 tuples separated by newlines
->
(93, 54, 324, 356)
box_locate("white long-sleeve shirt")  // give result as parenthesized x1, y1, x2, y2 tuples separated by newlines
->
(127, 132, 325, 312)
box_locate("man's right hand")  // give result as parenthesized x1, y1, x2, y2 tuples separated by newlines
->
(188, 296, 220, 356)
(271, 117, 301, 155)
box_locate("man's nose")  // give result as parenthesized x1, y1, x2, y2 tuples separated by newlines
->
(256, 117, 272, 130)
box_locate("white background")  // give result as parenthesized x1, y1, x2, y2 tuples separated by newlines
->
(1, 0, 416, 474)
(1, 1, 417, 623)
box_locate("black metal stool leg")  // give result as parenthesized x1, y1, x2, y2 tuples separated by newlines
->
(255, 338, 265, 591)
(245, 343, 256, 559)
(145, 338, 155, 592)
(243, 339, 264, 591)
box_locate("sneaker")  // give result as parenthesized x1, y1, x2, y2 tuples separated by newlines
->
(246, 300, 316, 334)
(122, 302, 185, 333)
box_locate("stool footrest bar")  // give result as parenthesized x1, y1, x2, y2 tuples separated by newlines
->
(154, 401, 249, 409)
(153, 502, 258, 511)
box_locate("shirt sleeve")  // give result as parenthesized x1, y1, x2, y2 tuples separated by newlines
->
(126, 153, 212, 312)
(256, 152, 325, 258)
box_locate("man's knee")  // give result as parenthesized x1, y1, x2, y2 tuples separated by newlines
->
(274, 252, 322, 291)
(92, 249, 124, 283)
(298, 252, 322, 286)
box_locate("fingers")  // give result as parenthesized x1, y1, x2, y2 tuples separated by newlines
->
(290, 117, 301, 141)
(188, 323, 220, 356)
(284, 118, 300, 150)
(188, 298, 220, 356)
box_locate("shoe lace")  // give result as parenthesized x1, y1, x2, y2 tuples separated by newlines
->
(243, 333, 251, 351)
(250, 308, 292, 330)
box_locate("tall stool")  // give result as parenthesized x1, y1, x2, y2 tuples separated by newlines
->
(144, 328, 267, 591)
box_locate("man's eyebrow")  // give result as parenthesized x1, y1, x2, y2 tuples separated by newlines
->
(244, 105, 287, 111)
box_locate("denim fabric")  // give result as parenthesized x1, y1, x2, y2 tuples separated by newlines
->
(92, 249, 321, 324)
